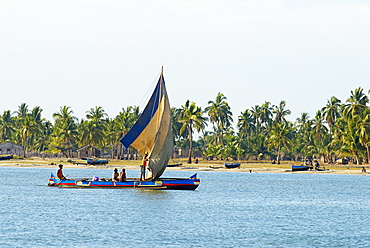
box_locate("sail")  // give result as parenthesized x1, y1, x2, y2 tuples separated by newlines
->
(120, 69, 172, 179)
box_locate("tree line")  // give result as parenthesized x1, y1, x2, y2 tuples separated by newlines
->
(1, 87, 370, 165)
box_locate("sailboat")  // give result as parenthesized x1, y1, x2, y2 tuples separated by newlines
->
(48, 68, 200, 190)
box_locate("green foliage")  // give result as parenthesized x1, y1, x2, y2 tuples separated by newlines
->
(0, 87, 369, 164)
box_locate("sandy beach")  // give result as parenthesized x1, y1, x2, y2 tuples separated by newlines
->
(0, 157, 368, 175)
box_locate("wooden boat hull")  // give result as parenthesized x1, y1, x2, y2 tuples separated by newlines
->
(48, 174, 200, 190)
(167, 163, 182, 167)
(292, 165, 311, 171)
(0, 155, 13, 160)
(225, 162, 240, 168)
(86, 158, 109, 165)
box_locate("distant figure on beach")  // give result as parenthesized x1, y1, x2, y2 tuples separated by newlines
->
(362, 167, 366, 173)
(112, 168, 119, 181)
(140, 152, 149, 181)
(119, 169, 126, 182)
(57, 164, 67, 180)
(314, 160, 320, 169)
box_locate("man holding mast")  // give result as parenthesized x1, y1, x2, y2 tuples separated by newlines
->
(140, 152, 149, 181)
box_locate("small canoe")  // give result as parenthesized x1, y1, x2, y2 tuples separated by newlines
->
(48, 173, 200, 190)
(0, 155, 13, 160)
(86, 158, 109, 165)
(292, 165, 311, 171)
(167, 163, 182, 167)
(225, 162, 241, 168)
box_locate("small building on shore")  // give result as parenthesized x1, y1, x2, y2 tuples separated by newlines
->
(77, 145, 101, 158)
(0, 141, 24, 156)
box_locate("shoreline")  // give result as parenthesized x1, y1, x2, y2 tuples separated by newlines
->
(0, 157, 368, 175)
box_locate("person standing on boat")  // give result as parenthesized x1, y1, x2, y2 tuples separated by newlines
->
(112, 168, 119, 181)
(119, 169, 126, 182)
(140, 152, 149, 181)
(57, 164, 67, 180)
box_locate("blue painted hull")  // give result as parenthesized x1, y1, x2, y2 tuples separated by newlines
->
(86, 158, 109, 165)
(292, 165, 311, 171)
(0, 155, 13, 160)
(48, 175, 200, 190)
(225, 162, 240, 168)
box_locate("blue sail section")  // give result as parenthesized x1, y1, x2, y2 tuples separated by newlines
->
(120, 74, 165, 150)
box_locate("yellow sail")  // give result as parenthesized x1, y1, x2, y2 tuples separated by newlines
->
(120, 69, 172, 179)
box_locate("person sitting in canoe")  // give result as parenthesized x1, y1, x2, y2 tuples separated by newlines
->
(119, 169, 126, 182)
(57, 164, 67, 180)
(112, 168, 119, 181)
(140, 152, 149, 181)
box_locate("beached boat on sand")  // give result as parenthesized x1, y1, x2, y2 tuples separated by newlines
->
(225, 162, 240, 168)
(48, 68, 200, 190)
(86, 158, 109, 165)
(167, 163, 182, 167)
(0, 155, 13, 160)
(292, 165, 312, 171)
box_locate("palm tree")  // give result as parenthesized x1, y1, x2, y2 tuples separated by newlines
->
(77, 106, 108, 156)
(86, 106, 107, 124)
(295, 112, 310, 133)
(294, 112, 314, 160)
(171, 107, 187, 142)
(268, 122, 292, 164)
(114, 106, 140, 159)
(103, 118, 119, 159)
(205, 92, 233, 146)
(311, 110, 331, 162)
(339, 118, 362, 164)
(178, 100, 208, 163)
(342, 87, 369, 121)
(52, 106, 79, 157)
(311, 110, 328, 141)
(57, 118, 79, 157)
(53, 106, 78, 126)
(356, 109, 370, 163)
(33, 120, 53, 154)
(0, 110, 15, 142)
(237, 109, 256, 139)
(15, 103, 28, 119)
(273, 100, 291, 124)
(79, 120, 105, 156)
(13, 106, 46, 157)
(19, 115, 38, 157)
(260, 101, 273, 127)
(322, 96, 341, 131)
(250, 105, 261, 125)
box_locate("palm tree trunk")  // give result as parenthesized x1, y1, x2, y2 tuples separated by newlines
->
(354, 151, 361, 165)
(22, 138, 26, 158)
(187, 123, 193, 164)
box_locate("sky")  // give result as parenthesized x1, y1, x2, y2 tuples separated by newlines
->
(1, 0, 370, 127)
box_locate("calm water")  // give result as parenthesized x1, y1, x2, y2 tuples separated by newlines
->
(1, 166, 370, 247)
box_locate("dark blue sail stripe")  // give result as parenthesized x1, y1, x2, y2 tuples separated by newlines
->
(120, 74, 165, 150)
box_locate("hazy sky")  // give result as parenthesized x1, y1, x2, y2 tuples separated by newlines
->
(1, 0, 369, 125)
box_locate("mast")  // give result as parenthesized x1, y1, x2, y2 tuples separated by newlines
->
(120, 67, 172, 179)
